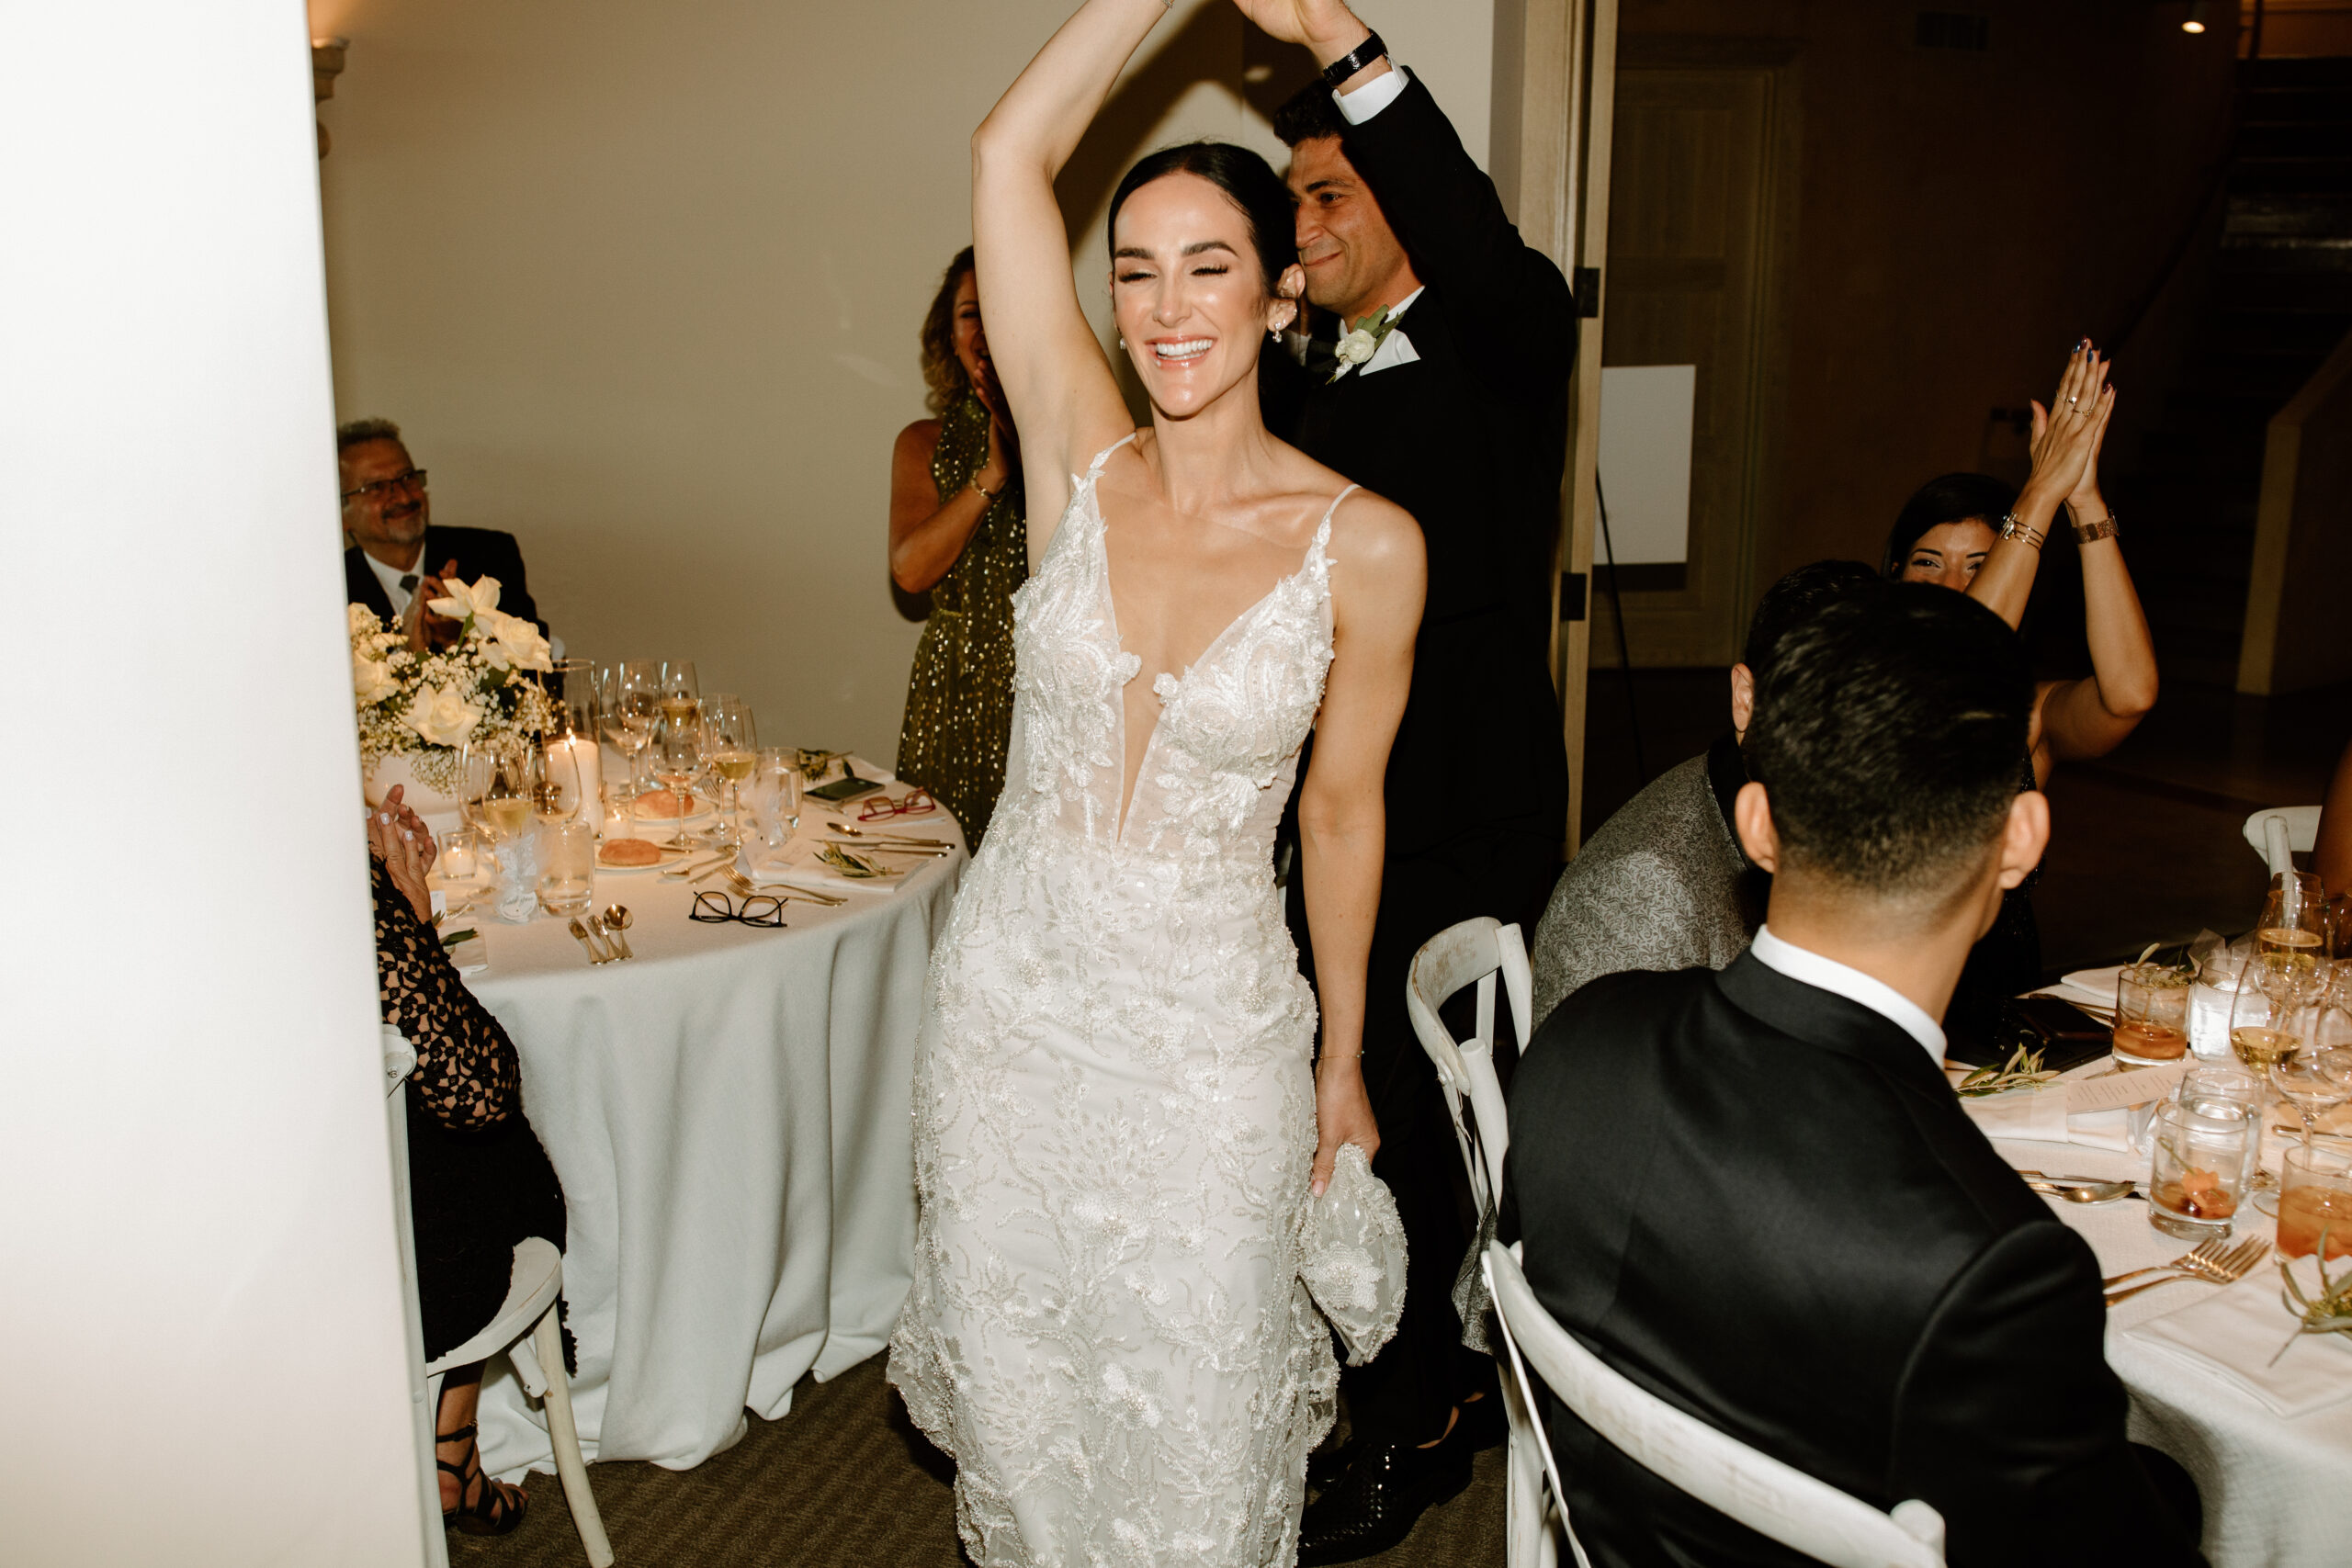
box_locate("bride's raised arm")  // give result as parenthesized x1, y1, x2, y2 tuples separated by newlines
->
(972, 0, 1165, 560)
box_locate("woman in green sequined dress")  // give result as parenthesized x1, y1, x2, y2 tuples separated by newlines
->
(889, 246, 1026, 840)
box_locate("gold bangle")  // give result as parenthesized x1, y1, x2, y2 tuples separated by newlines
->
(2072, 513, 2120, 544)
(1998, 510, 2047, 551)
(970, 474, 1003, 502)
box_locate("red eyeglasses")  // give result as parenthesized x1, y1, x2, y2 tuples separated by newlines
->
(858, 788, 938, 822)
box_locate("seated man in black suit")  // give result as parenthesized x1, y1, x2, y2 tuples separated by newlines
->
(340, 418, 544, 646)
(1504, 582, 2205, 1566)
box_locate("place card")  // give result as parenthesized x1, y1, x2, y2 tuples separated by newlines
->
(2065, 1059, 2190, 1114)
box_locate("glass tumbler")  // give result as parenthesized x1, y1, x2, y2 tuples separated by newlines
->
(2113, 963, 2193, 1064)
(2276, 1144, 2352, 1264)
(536, 818, 595, 917)
(2147, 1097, 2258, 1239)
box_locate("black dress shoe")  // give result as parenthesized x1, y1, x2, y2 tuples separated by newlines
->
(1295, 1423, 1473, 1565)
(1306, 1438, 1353, 1494)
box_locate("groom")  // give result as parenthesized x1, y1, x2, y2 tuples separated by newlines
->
(1238, 2, 1577, 1560)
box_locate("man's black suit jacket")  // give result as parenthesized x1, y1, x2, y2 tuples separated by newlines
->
(344, 525, 544, 635)
(1502, 954, 2205, 1567)
(1266, 73, 1572, 856)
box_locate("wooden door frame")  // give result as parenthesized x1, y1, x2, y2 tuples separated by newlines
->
(1494, 0, 1619, 855)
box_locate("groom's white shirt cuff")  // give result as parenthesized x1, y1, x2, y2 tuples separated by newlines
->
(1333, 63, 1409, 124)
(1750, 925, 1948, 1066)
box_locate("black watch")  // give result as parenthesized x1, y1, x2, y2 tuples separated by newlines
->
(1318, 31, 1387, 92)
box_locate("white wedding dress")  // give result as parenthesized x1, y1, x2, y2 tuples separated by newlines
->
(888, 434, 1355, 1567)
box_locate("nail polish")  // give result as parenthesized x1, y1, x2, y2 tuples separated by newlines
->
(2074, 337, 2087, 351)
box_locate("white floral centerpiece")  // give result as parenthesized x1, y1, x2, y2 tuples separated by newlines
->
(350, 575, 554, 798)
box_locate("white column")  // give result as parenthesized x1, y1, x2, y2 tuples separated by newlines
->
(0, 3, 426, 1562)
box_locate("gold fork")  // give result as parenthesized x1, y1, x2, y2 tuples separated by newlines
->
(2103, 1237, 2268, 1306)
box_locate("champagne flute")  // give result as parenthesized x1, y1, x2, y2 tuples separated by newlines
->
(704, 695, 758, 850)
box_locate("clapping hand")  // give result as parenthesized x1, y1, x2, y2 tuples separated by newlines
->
(368, 784, 439, 923)
(404, 558, 466, 652)
(2025, 342, 2115, 511)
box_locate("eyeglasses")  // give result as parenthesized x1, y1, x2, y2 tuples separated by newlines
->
(858, 787, 938, 822)
(689, 890, 786, 928)
(342, 468, 428, 502)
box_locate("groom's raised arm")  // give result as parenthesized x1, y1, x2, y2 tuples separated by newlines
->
(1338, 69, 1577, 389)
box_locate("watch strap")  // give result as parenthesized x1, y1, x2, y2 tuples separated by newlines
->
(1320, 31, 1388, 92)
(2072, 513, 2120, 544)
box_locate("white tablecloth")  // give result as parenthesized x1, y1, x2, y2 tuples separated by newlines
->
(1988, 1133, 2352, 1566)
(453, 807, 964, 1480)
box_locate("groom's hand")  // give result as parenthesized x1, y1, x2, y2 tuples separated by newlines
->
(1228, 0, 1373, 69)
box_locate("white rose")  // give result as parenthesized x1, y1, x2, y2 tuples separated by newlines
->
(352, 649, 399, 705)
(425, 574, 503, 624)
(403, 682, 484, 747)
(482, 609, 552, 673)
(1334, 328, 1378, 367)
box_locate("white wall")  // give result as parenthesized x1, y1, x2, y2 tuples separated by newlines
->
(314, 0, 1489, 762)
(0, 3, 425, 1562)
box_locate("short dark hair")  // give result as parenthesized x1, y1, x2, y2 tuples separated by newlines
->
(1108, 141, 1296, 299)
(1272, 81, 1347, 147)
(336, 417, 403, 454)
(1741, 559, 1881, 678)
(1745, 583, 2032, 899)
(1883, 472, 2017, 578)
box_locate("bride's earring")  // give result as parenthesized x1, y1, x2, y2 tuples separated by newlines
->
(1118, 335, 1126, 350)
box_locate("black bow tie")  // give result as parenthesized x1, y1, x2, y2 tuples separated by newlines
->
(400, 573, 420, 592)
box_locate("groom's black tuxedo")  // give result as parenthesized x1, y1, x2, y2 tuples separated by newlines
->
(1502, 954, 2207, 1568)
(1269, 73, 1576, 1448)
(344, 525, 545, 635)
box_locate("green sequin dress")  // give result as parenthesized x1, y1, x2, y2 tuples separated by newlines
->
(895, 392, 1026, 841)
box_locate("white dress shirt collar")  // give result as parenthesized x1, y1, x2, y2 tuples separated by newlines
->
(1749, 925, 1946, 1065)
(361, 538, 427, 620)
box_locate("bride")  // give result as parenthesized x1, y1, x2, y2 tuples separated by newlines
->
(883, 2, 1425, 1563)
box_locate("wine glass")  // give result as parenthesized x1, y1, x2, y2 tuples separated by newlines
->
(2228, 955, 2324, 1077)
(606, 660, 661, 819)
(650, 698, 705, 849)
(476, 736, 539, 846)
(704, 695, 758, 850)
(2256, 870, 2329, 979)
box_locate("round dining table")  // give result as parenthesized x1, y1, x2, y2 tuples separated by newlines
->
(1989, 1124, 2352, 1565)
(447, 790, 966, 1482)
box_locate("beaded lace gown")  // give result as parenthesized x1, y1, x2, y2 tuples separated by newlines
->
(888, 435, 1354, 1567)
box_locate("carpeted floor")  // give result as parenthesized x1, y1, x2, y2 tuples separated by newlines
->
(450, 1359, 1505, 1567)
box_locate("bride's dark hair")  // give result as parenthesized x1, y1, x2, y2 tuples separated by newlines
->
(1107, 141, 1296, 298)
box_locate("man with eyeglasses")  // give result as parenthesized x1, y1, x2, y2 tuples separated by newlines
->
(339, 417, 544, 649)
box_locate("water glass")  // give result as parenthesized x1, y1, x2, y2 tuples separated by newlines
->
(752, 748, 802, 849)
(536, 818, 595, 917)
(2113, 962, 2192, 1063)
(2148, 1097, 2258, 1239)
(2276, 1144, 2352, 1263)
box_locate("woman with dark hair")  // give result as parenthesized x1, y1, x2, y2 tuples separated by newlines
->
(1887, 343, 2159, 1044)
(1884, 342, 2158, 786)
(883, 3, 1426, 1562)
(888, 246, 1026, 840)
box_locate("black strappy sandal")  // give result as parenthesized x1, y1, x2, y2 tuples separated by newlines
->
(436, 1416, 529, 1536)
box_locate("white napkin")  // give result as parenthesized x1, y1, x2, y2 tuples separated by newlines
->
(2127, 1271, 2352, 1418)
(1962, 1086, 2136, 1152)
(2060, 965, 2124, 1006)
(740, 833, 905, 896)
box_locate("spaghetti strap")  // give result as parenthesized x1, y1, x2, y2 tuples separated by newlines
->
(1077, 431, 1142, 484)
(1314, 484, 1359, 550)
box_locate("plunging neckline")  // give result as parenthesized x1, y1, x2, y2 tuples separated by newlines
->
(1085, 460, 1351, 841)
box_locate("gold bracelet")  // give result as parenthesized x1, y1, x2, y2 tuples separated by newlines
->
(2072, 513, 2120, 544)
(1998, 510, 2048, 551)
(970, 474, 1003, 502)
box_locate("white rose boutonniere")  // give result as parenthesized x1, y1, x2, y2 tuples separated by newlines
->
(405, 681, 485, 748)
(1327, 304, 1402, 385)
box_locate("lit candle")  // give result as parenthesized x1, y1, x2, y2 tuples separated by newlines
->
(546, 735, 604, 824)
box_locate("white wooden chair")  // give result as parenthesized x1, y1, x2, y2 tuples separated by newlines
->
(1483, 1240, 1948, 1568)
(384, 1027, 615, 1566)
(1404, 919, 1550, 1567)
(2243, 807, 2321, 873)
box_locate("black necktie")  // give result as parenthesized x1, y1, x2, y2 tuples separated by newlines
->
(400, 573, 419, 593)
